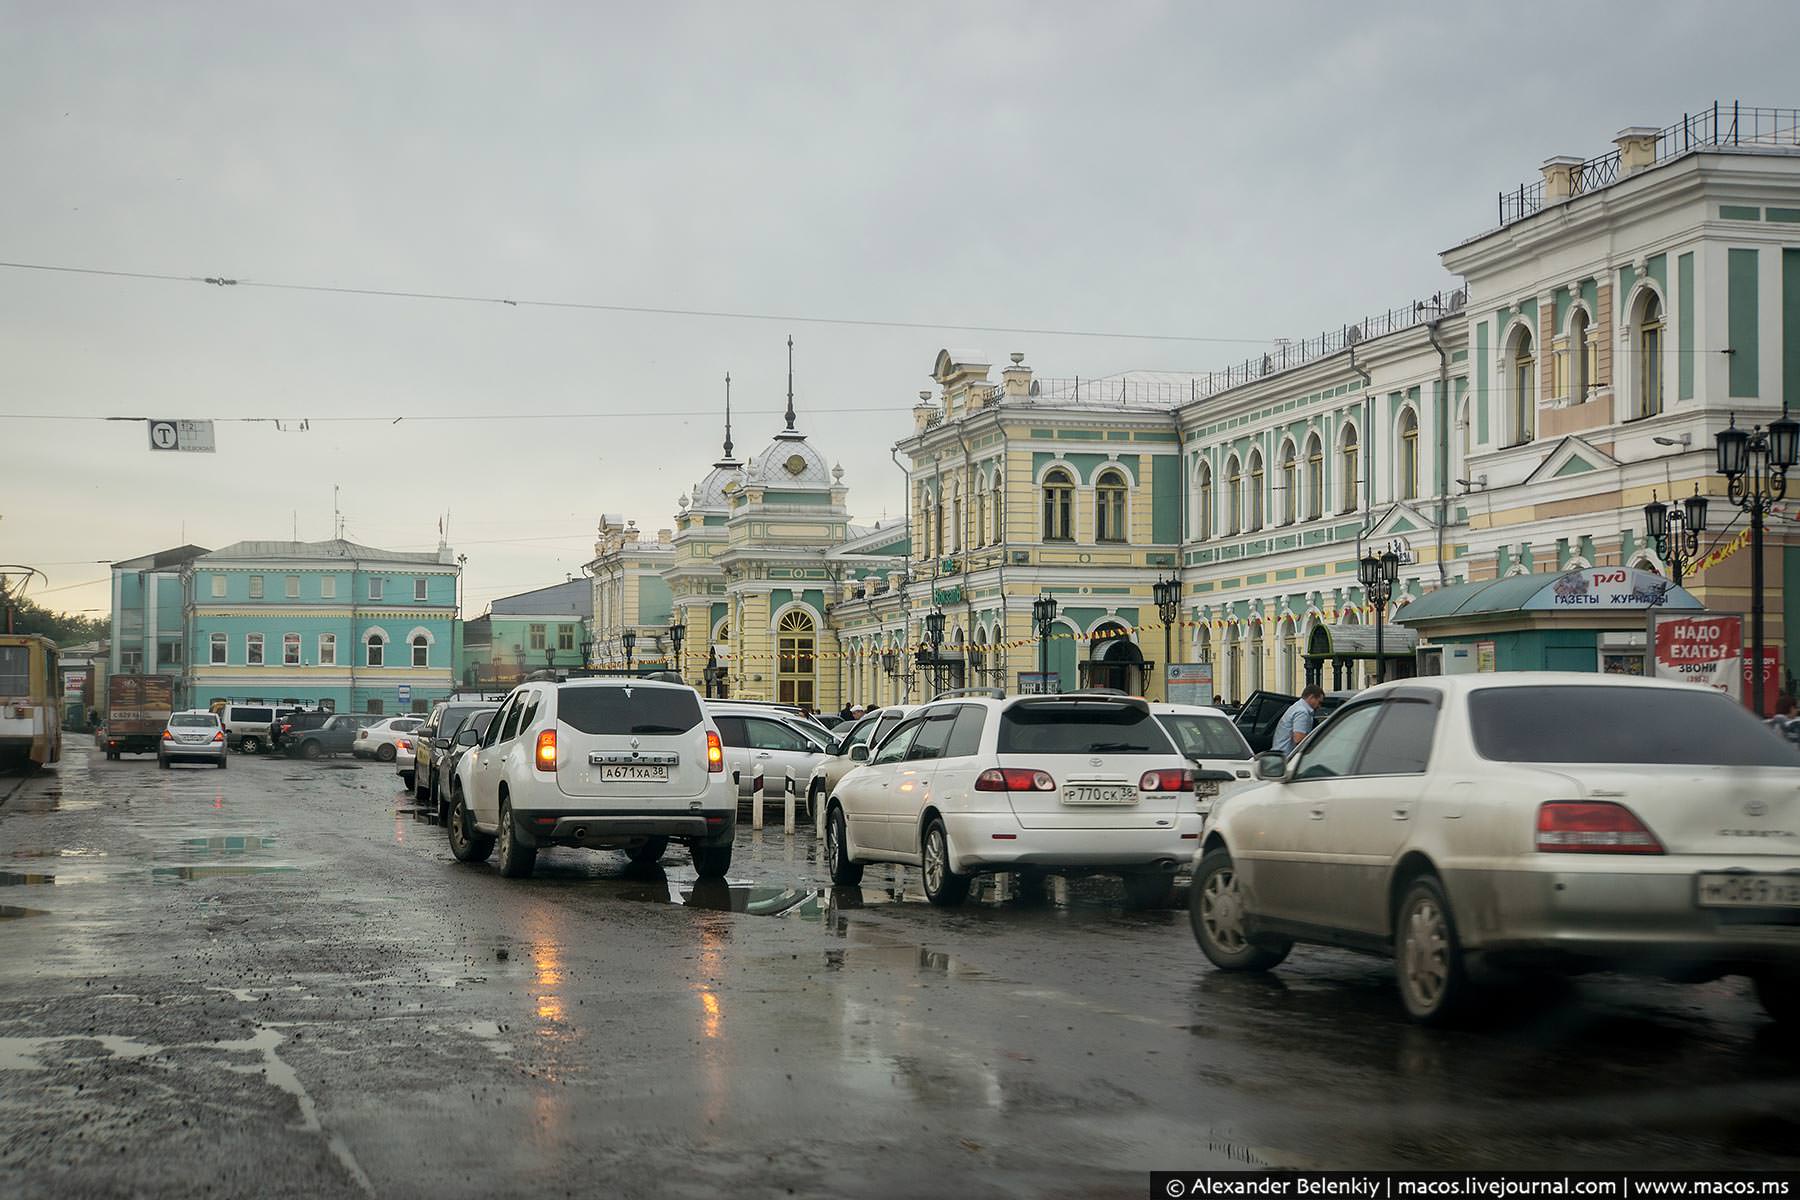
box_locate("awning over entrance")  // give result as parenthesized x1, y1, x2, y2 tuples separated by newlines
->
(1396, 567, 1703, 627)
(1305, 623, 1418, 661)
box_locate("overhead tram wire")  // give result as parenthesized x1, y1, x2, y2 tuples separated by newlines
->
(0, 258, 1272, 346)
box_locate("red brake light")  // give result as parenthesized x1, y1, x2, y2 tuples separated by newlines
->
(212, 731, 224, 742)
(162, 730, 173, 741)
(975, 768, 1057, 792)
(535, 729, 557, 772)
(1536, 801, 1664, 854)
(706, 730, 724, 773)
(1139, 768, 1196, 792)
(397, 739, 411, 752)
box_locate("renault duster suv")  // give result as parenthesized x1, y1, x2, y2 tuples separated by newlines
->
(446, 678, 734, 879)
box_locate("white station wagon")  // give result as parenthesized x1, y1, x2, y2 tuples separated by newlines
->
(1190, 673, 1800, 1025)
(824, 692, 1203, 907)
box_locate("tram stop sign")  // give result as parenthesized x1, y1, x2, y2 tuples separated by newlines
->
(146, 420, 217, 453)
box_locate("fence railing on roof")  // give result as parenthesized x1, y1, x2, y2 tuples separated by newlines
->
(1497, 102, 1800, 228)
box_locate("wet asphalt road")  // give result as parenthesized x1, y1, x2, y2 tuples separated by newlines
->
(0, 744, 1797, 1199)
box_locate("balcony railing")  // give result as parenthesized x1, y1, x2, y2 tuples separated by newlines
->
(1497, 101, 1800, 228)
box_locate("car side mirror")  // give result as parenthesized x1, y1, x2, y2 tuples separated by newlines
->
(433, 737, 452, 749)
(850, 744, 870, 762)
(455, 730, 479, 746)
(1254, 752, 1289, 781)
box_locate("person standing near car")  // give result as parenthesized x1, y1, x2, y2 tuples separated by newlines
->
(1272, 686, 1325, 756)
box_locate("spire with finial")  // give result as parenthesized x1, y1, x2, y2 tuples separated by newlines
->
(714, 371, 740, 469)
(776, 335, 805, 441)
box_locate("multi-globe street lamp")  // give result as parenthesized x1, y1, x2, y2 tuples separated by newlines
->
(1152, 575, 1183, 698)
(621, 628, 637, 675)
(1358, 549, 1401, 685)
(1716, 409, 1799, 716)
(668, 622, 686, 678)
(1031, 593, 1059, 694)
(1643, 488, 1710, 588)
(925, 609, 946, 698)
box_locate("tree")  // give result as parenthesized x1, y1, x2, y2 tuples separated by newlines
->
(2, 590, 108, 647)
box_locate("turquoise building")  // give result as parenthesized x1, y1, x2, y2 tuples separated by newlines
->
(182, 539, 461, 714)
(109, 545, 210, 679)
(460, 579, 593, 686)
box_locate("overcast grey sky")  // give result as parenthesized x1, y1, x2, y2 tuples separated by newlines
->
(4, 1, 1795, 620)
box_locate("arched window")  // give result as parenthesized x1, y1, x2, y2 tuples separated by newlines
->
(1305, 434, 1323, 521)
(949, 483, 962, 554)
(776, 610, 816, 707)
(1458, 397, 1472, 460)
(1247, 619, 1265, 693)
(1042, 469, 1074, 541)
(1509, 326, 1536, 445)
(1340, 426, 1360, 514)
(1279, 441, 1297, 525)
(975, 483, 988, 548)
(366, 632, 386, 668)
(1225, 456, 1243, 534)
(991, 474, 1003, 544)
(1248, 451, 1265, 530)
(411, 634, 429, 668)
(1095, 470, 1128, 543)
(1398, 408, 1420, 500)
(1634, 291, 1664, 419)
(931, 489, 944, 558)
(1194, 462, 1213, 540)
(1570, 307, 1593, 402)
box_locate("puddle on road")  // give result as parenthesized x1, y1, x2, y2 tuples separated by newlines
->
(151, 865, 299, 882)
(0, 872, 57, 886)
(0, 905, 48, 919)
(7, 797, 101, 813)
(176, 836, 279, 856)
(9, 847, 108, 859)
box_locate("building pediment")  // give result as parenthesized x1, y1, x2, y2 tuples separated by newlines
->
(1522, 435, 1620, 486)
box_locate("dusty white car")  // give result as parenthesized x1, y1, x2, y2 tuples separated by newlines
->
(353, 716, 424, 763)
(1149, 702, 1256, 819)
(824, 693, 1202, 907)
(1190, 673, 1800, 1025)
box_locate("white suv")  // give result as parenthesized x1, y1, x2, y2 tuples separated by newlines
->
(447, 679, 734, 880)
(823, 693, 1202, 907)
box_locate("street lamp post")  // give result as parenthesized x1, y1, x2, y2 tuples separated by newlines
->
(881, 648, 904, 703)
(668, 622, 685, 679)
(579, 639, 594, 671)
(621, 628, 637, 675)
(1031, 593, 1059, 694)
(1643, 488, 1710, 587)
(1716, 409, 1799, 716)
(545, 647, 556, 674)
(1358, 549, 1401, 685)
(925, 609, 945, 699)
(1153, 575, 1183, 698)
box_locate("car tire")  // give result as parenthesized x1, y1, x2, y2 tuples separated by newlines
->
(157, 754, 169, 769)
(239, 736, 262, 755)
(628, 836, 670, 865)
(825, 805, 863, 887)
(691, 842, 733, 879)
(1394, 874, 1474, 1025)
(495, 799, 536, 879)
(299, 739, 323, 760)
(1189, 847, 1291, 972)
(808, 781, 824, 824)
(376, 744, 396, 763)
(1754, 970, 1800, 1026)
(920, 818, 971, 908)
(400, 771, 415, 792)
(414, 770, 429, 802)
(447, 786, 495, 864)
(1121, 869, 1176, 910)
(217, 755, 228, 770)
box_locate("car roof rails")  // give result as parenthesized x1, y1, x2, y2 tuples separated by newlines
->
(925, 688, 1007, 700)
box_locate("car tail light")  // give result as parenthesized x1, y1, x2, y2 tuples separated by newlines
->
(212, 731, 224, 742)
(535, 729, 557, 772)
(1139, 768, 1196, 792)
(397, 738, 411, 752)
(1536, 801, 1664, 854)
(706, 730, 724, 773)
(974, 768, 1057, 792)
(162, 730, 173, 741)
(281, 724, 292, 734)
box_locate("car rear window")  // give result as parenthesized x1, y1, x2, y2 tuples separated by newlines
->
(998, 703, 1175, 756)
(232, 707, 273, 724)
(1469, 686, 1800, 767)
(1159, 714, 1251, 760)
(170, 713, 216, 728)
(557, 686, 702, 736)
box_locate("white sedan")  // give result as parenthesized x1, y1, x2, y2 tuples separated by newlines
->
(353, 716, 424, 765)
(1190, 673, 1800, 1025)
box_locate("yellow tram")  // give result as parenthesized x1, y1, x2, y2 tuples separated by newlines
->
(0, 633, 63, 768)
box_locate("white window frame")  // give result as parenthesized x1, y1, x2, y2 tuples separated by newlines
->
(321, 576, 337, 599)
(286, 575, 300, 599)
(248, 575, 264, 600)
(209, 633, 227, 665)
(283, 633, 301, 666)
(414, 577, 427, 602)
(368, 577, 384, 601)
(246, 634, 265, 666)
(318, 634, 337, 667)
(411, 635, 429, 668)
(366, 633, 386, 667)
(211, 575, 226, 598)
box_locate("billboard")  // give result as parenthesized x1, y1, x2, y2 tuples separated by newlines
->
(1651, 614, 1742, 701)
(1166, 662, 1215, 706)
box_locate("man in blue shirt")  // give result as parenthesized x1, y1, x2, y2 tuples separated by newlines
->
(1272, 686, 1325, 756)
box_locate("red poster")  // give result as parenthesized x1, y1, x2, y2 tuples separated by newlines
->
(1651, 614, 1742, 700)
(1743, 645, 1781, 713)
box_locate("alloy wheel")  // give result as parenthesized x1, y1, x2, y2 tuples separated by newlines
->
(1200, 866, 1248, 953)
(825, 811, 841, 866)
(923, 827, 946, 893)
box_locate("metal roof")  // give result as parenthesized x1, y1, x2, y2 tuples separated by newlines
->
(487, 579, 593, 618)
(202, 539, 449, 566)
(1305, 623, 1418, 660)
(1396, 569, 1703, 625)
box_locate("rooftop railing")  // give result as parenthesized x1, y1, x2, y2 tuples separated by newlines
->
(1497, 102, 1800, 228)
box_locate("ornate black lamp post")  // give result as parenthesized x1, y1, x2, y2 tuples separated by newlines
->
(545, 646, 556, 674)
(1031, 593, 1059, 693)
(579, 638, 594, 670)
(1153, 575, 1183, 696)
(703, 647, 721, 697)
(668, 623, 685, 677)
(1358, 549, 1401, 685)
(1717, 409, 1799, 716)
(621, 628, 637, 675)
(1643, 488, 1709, 587)
(925, 609, 946, 698)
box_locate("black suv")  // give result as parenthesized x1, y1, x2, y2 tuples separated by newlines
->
(280, 713, 376, 759)
(272, 709, 331, 753)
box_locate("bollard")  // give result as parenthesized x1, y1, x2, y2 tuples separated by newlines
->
(752, 769, 765, 831)
(814, 778, 826, 839)
(738, 769, 759, 831)
(783, 767, 796, 834)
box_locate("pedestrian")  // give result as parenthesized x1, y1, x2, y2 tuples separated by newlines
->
(1211, 694, 1223, 706)
(1766, 694, 1797, 737)
(1272, 685, 1326, 756)
(839, 703, 855, 722)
